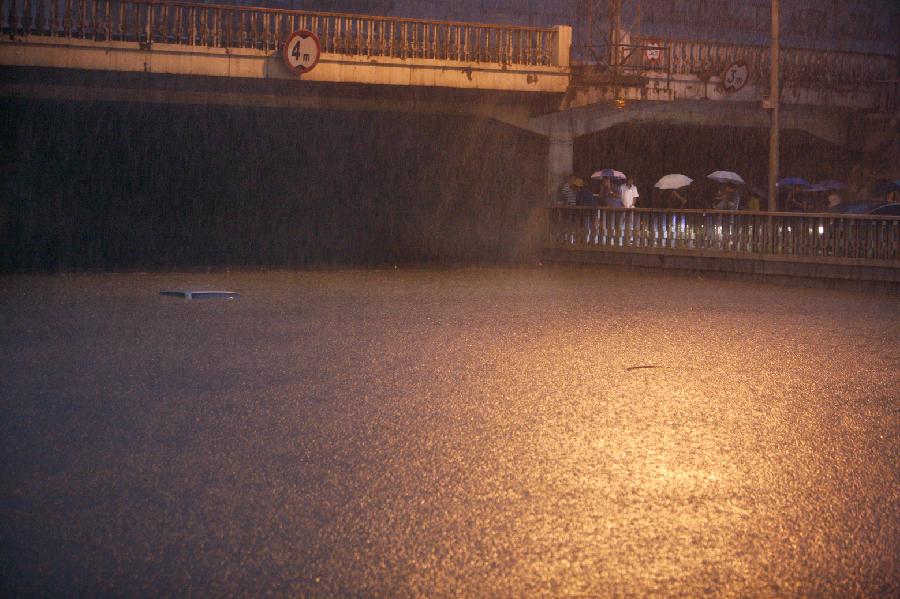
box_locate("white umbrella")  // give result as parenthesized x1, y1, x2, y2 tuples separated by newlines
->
(707, 170, 745, 185)
(591, 169, 626, 181)
(654, 174, 693, 190)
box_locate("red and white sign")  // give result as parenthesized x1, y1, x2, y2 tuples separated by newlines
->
(283, 30, 321, 75)
(644, 40, 662, 64)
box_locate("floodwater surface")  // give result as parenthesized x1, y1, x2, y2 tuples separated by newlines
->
(1, 266, 898, 596)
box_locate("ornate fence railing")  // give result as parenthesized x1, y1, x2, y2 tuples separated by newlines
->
(549, 207, 900, 263)
(0, 0, 560, 65)
(667, 39, 893, 87)
(579, 39, 894, 89)
(577, 42, 669, 78)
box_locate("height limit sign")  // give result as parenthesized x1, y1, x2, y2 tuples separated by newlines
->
(283, 30, 321, 75)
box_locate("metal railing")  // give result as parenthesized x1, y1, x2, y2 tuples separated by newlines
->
(578, 42, 669, 76)
(0, 0, 559, 65)
(549, 207, 900, 262)
(667, 39, 894, 87)
(577, 39, 894, 88)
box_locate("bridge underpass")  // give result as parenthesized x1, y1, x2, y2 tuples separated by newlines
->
(0, 60, 876, 204)
(6, 90, 888, 273)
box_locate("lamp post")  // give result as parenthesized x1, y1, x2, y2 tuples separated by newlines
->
(768, 0, 780, 212)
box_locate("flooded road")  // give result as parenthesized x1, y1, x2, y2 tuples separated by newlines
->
(1, 266, 898, 596)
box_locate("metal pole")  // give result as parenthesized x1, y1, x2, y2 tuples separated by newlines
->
(611, 0, 621, 97)
(768, 0, 779, 212)
(636, 0, 642, 42)
(613, 0, 621, 68)
(587, 1, 593, 46)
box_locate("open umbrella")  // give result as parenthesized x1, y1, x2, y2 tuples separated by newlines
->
(591, 168, 626, 181)
(707, 171, 745, 185)
(777, 177, 809, 187)
(817, 179, 846, 191)
(654, 174, 693, 190)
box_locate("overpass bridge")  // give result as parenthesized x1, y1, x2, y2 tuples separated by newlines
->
(2, 0, 897, 198)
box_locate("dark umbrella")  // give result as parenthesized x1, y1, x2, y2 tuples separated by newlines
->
(817, 179, 846, 191)
(776, 177, 809, 187)
(873, 179, 900, 195)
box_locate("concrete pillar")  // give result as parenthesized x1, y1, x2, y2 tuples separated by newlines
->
(515, 134, 573, 263)
(547, 136, 575, 201)
(552, 25, 572, 68)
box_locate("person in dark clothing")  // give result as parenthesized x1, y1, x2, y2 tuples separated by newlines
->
(598, 177, 621, 207)
(667, 189, 688, 208)
(572, 178, 597, 243)
(574, 178, 597, 207)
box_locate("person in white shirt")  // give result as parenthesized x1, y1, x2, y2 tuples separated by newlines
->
(620, 177, 640, 208)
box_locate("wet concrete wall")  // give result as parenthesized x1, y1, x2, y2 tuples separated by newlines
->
(1, 99, 548, 271)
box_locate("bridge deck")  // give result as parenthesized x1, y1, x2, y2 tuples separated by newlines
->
(2, 0, 896, 104)
(0, 0, 571, 92)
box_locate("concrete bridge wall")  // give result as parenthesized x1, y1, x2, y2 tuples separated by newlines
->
(0, 36, 572, 93)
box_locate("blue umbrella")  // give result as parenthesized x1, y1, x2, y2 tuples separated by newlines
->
(776, 177, 808, 187)
(591, 168, 627, 182)
(817, 179, 846, 191)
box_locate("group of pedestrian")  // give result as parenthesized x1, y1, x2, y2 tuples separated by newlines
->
(556, 173, 899, 213)
(557, 175, 640, 209)
(557, 176, 851, 213)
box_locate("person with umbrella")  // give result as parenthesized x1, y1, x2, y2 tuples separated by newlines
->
(592, 169, 626, 207)
(819, 180, 846, 210)
(827, 191, 843, 210)
(707, 171, 744, 210)
(654, 174, 691, 208)
(778, 178, 810, 211)
(595, 177, 617, 207)
(873, 179, 900, 202)
(714, 183, 741, 210)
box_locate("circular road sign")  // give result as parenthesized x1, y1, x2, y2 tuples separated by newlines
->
(722, 60, 749, 93)
(283, 30, 321, 75)
(644, 40, 662, 64)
